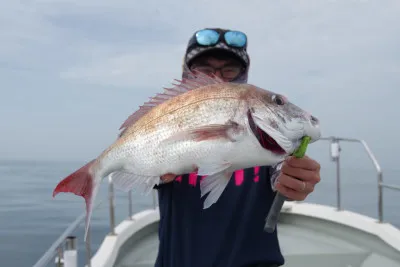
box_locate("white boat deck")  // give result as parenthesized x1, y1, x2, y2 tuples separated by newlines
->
(91, 202, 400, 267)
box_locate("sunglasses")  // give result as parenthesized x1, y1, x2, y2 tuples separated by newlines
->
(191, 65, 244, 80)
(193, 29, 247, 48)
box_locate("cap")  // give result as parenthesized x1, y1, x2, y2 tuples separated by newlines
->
(181, 27, 250, 83)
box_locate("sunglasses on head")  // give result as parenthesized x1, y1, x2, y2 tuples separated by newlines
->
(191, 29, 247, 49)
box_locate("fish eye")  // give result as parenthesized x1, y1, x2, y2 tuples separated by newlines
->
(272, 95, 285, 106)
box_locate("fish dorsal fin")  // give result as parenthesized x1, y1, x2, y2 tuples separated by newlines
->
(118, 71, 224, 136)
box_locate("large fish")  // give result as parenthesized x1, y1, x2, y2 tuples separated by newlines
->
(53, 71, 321, 240)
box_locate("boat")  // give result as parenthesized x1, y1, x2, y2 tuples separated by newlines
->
(33, 136, 400, 267)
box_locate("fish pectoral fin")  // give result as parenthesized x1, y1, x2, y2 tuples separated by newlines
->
(110, 171, 159, 195)
(197, 162, 233, 209)
(162, 121, 244, 145)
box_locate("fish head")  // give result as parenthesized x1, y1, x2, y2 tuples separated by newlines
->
(247, 87, 321, 156)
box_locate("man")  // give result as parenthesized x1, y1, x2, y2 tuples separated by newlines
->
(154, 28, 321, 267)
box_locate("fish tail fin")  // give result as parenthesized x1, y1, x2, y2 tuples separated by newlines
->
(52, 159, 98, 241)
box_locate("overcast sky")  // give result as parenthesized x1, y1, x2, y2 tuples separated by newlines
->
(1, 0, 399, 170)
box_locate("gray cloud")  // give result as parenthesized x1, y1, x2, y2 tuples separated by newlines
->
(1, 0, 399, 171)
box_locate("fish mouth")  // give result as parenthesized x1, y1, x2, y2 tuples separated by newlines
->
(247, 110, 286, 155)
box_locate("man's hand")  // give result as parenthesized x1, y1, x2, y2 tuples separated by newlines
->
(160, 165, 198, 183)
(160, 173, 177, 183)
(275, 155, 321, 201)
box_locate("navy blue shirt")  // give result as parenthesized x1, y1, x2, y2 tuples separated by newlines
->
(154, 166, 285, 267)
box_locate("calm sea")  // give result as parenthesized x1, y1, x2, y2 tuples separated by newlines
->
(0, 160, 399, 267)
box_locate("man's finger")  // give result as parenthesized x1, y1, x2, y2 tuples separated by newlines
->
(285, 155, 320, 171)
(277, 174, 314, 193)
(281, 164, 320, 184)
(161, 173, 177, 183)
(276, 182, 307, 201)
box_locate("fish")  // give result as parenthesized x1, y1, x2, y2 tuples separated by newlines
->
(52, 71, 321, 241)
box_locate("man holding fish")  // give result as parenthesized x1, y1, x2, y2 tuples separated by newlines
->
(154, 28, 321, 267)
(52, 28, 322, 267)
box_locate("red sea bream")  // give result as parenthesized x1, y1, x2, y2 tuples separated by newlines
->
(53, 72, 321, 240)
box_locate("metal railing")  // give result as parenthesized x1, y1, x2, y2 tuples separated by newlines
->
(33, 136, 399, 267)
(32, 176, 158, 267)
(32, 201, 102, 267)
(320, 136, 400, 223)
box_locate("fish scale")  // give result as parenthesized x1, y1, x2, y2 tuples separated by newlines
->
(52, 71, 321, 242)
(120, 98, 243, 172)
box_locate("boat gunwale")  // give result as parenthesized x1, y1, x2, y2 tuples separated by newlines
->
(88, 202, 400, 267)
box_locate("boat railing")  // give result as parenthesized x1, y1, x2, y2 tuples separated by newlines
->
(32, 136, 399, 267)
(32, 175, 159, 267)
(32, 200, 103, 267)
(320, 136, 400, 222)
